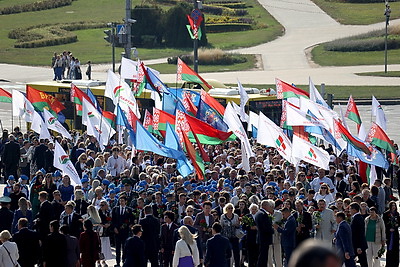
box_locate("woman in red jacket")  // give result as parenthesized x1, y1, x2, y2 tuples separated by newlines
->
(79, 219, 101, 267)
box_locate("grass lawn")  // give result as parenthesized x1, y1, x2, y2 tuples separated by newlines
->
(311, 45, 400, 66)
(227, 84, 400, 99)
(311, 0, 400, 25)
(356, 71, 400, 77)
(148, 54, 257, 73)
(0, 0, 283, 66)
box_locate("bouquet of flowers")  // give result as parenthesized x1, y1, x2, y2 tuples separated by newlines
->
(296, 214, 303, 224)
(157, 205, 165, 218)
(313, 210, 322, 225)
(389, 195, 398, 201)
(377, 246, 386, 259)
(200, 219, 208, 229)
(241, 216, 255, 227)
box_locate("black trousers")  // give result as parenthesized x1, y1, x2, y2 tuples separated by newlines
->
(115, 232, 128, 265)
(162, 249, 173, 267)
(246, 241, 259, 267)
(356, 250, 368, 267)
(257, 243, 269, 267)
(145, 250, 159, 267)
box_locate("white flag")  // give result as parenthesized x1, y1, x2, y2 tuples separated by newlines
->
(257, 112, 293, 163)
(372, 96, 387, 130)
(241, 141, 250, 172)
(358, 122, 367, 141)
(369, 165, 377, 186)
(82, 98, 116, 149)
(53, 141, 81, 186)
(237, 79, 249, 122)
(224, 102, 253, 158)
(42, 109, 72, 139)
(292, 134, 330, 170)
(120, 57, 138, 80)
(247, 111, 259, 132)
(105, 70, 140, 119)
(31, 111, 52, 140)
(299, 97, 330, 130)
(12, 90, 34, 122)
(285, 102, 325, 127)
(309, 77, 330, 109)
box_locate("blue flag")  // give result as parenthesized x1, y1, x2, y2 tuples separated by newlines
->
(116, 105, 136, 146)
(196, 98, 228, 132)
(304, 126, 342, 151)
(346, 139, 389, 169)
(145, 68, 170, 96)
(162, 92, 187, 115)
(251, 125, 258, 139)
(135, 121, 184, 160)
(168, 89, 201, 106)
(87, 88, 102, 113)
(165, 122, 194, 177)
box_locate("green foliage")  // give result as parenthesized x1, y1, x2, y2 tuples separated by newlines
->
(131, 5, 164, 46)
(339, 0, 396, 3)
(0, 0, 74, 15)
(9, 22, 106, 48)
(202, 4, 248, 16)
(167, 49, 247, 65)
(206, 16, 254, 24)
(206, 23, 252, 33)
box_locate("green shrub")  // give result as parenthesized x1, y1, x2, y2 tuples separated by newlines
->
(205, 23, 252, 33)
(0, 0, 75, 15)
(206, 16, 254, 24)
(216, 3, 247, 9)
(338, 0, 396, 3)
(167, 49, 247, 65)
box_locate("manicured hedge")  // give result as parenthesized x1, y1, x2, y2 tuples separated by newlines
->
(205, 23, 252, 33)
(0, 0, 75, 15)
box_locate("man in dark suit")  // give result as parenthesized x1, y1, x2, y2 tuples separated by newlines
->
(212, 196, 226, 217)
(139, 205, 160, 267)
(0, 196, 13, 233)
(255, 199, 274, 267)
(61, 201, 83, 238)
(112, 195, 135, 267)
(51, 190, 64, 219)
(2, 134, 20, 179)
(275, 208, 296, 266)
(43, 220, 67, 267)
(123, 224, 146, 267)
(35, 191, 54, 241)
(160, 211, 179, 267)
(293, 199, 312, 246)
(59, 225, 80, 267)
(243, 204, 259, 267)
(335, 173, 347, 197)
(205, 222, 232, 267)
(194, 201, 215, 253)
(32, 139, 47, 171)
(13, 218, 41, 267)
(349, 202, 368, 267)
(334, 212, 355, 267)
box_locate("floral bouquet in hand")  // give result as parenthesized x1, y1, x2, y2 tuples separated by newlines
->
(241, 216, 255, 227)
(377, 246, 386, 259)
(296, 214, 303, 224)
(313, 210, 322, 225)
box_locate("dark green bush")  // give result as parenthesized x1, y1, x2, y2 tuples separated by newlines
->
(338, 0, 396, 3)
(0, 0, 75, 15)
(167, 51, 247, 65)
(205, 23, 252, 33)
(325, 37, 400, 52)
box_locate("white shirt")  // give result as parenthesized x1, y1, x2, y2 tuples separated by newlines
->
(205, 215, 210, 226)
(106, 156, 126, 176)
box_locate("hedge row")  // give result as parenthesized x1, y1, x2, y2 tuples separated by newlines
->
(167, 52, 247, 65)
(10, 22, 107, 48)
(202, 4, 248, 16)
(206, 16, 254, 24)
(338, 0, 396, 3)
(325, 37, 400, 52)
(0, 0, 75, 15)
(205, 23, 252, 33)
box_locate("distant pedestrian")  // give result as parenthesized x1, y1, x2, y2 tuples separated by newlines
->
(86, 61, 92, 80)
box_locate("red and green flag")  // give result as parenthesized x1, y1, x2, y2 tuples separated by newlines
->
(180, 125, 205, 180)
(276, 78, 309, 99)
(188, 121, 210, 163)
(366, 122, 396, 153)
(102, 111, 116, 128)
(26, 85, 65, 115)
(200, 89, 225, 116)
(0, 88, 12, 103)
(70, 83, 93, 116)
(152, 107, 176, 136)
(345, 95, 362, 130)
(335, 119, 371, 155)
(177, 58, 212, 89)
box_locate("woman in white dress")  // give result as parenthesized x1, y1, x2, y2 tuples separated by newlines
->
(172, 226, 200, 267)
(0, 230, 19, 267)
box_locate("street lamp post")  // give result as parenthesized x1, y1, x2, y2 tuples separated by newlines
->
(384, 1, 391, 73)
(193, 0, 199, 73)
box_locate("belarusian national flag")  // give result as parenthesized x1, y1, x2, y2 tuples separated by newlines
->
(345, 95, 362, 127)
(366, 122, 396, 153)
(102, 111, 116, 128)
(276, 78, 309, 99)
(0, 88, 12, 103)
(335, 119, 370, 155)
(179, 125, 205, 180)
(177, 58, 212, 89)
(70, 83, 93, 116)
(153, 107, 176, 134)
(26, 86, 65, 114)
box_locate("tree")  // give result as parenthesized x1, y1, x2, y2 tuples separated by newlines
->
(131, 5, 164, 47)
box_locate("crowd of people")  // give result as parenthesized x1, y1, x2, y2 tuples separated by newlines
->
(0, 126, 399, 267)
(51, 51, 91, 81)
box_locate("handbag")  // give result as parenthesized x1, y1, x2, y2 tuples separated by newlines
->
(98, 252, 105, 260)
(235, 228, 246, 239)
(3, 244, 20, 267)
